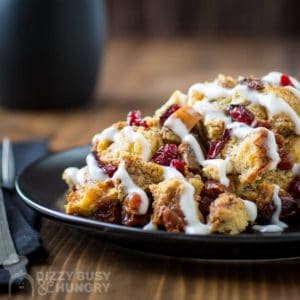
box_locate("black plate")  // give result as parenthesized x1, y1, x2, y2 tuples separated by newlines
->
(16, 145, 300, 261)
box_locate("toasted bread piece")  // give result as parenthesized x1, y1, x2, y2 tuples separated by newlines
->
(208, 192, 250, 235)
(65, 180, 118, 216)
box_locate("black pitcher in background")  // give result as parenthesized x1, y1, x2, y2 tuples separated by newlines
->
(0, 0, 106, 109)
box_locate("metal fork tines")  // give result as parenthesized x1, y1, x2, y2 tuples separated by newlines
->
(0, 138, 18, 266)
(0, 138, 28, 287)
(2, 137, 15, 190)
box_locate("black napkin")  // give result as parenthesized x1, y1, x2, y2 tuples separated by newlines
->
(0, 140, 48, 286)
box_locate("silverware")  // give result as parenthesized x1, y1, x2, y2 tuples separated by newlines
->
(0, 137, 27, 285)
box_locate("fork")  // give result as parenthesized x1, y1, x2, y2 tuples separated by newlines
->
(0, 137, 28, 284)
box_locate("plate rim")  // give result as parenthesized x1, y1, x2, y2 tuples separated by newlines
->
(15, 145, 300, 244)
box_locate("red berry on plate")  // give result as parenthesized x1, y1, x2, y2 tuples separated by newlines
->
(199, 196, 214, 217)
(226, 104, 254, 125)
(152, 144, 177, 166)
(252, 119, 271, 129)
(280, 193, 297, 220)
(280, 74, 294, 87)
(289, 176, 300, 199)
(102, 163, 117, 177)
(159, 104, 181, 126)
(170, 159, 185, 172)
(92, 151, 117, 177)
(127, 110, 148, 128)
(240, 77, 264, 90)
(257, 202, 276, 224)
(206, 129, 231, 159)
(277, 153, 293, 170)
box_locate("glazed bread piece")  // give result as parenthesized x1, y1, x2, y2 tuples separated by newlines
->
(208, 192, 251, 235)
(63, 71, 300, 235)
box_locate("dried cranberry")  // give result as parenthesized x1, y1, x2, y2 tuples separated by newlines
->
(103, 163, 117, 177)
(199, 196, 214, 217)
(252, 119, 271, 129)
(240, 78, 264, 90)
(170, 159, 185, 172)
(289, 176, 300, 199)
(277, 152, 293, 170)
(121, 210, 150, 227)
(91, 202, 122, 223)
(274, 134, 293, 170)
(257, 202, 276, 224)
(280, 193, 297, 220)
(92, 151, 117, 177)
(159, 104, 181, 126)
(127, 110, 148, 128)
(258, 193, 297, 223)
(152, 144, 177, 166)
(275, 133, 285, 148)
(125, 193, 142, 212)
(280, 74, 294, 87)
(206, 129, 231, 159)
(202, 180, 226, 198)
(121, 195, 151, 226)
(226, 104, 254, 125)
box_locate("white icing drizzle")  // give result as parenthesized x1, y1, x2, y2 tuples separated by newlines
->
(234, 84, 300, 134)
(188, 73, 300, 134)
(227, 123, 280, 170)
(292, 163, 300, 175)
(93, 125, 151, 161)
(143, 221, 158, 231)
(163, 166, 210, 234)
(76, 166, 89, 186)
(63, 153, 110, 186)
(121, 127, 151, 161)
(165, 107, 280, 186)
(242, 200, 257, 222)
(193, 99, 232, 126)
(63, 164, 102, 187)
(253, 185, 288, 233)
(265, 129, 281, 170)
(189, 81, 232, 100)
(182, 134, 205, 163)
(201, 159, 230, 187)
(62, 167, 87, 185)
(92, 126, 119, 144)
(262, 71, 300, 90)
(112, 160, 149, 215)
(164, 116, 189, 138)
(262, 72, 282, 86)
(252, 224, 284, 233)
(188, 81, 234, 128)
(63, 167, 81, 186)
(271, 185, 288, 228)
(164, 115, 205, 163)
(227, 122, 255, 139)
(86, 153, 108, 182)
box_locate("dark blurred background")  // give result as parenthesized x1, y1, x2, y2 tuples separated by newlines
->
(1, 0, 299, 110)
(107, 0, 300, 37)
(92, 0, 300, 107)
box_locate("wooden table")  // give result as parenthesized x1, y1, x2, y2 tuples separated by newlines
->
(1, 38, 300, 299)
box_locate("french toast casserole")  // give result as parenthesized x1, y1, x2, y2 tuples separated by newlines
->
(63, 72, 300, 235)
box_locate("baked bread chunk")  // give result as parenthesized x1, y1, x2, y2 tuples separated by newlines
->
(63, 71, 300, 235)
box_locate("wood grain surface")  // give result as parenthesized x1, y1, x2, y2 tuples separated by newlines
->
(107, 0, 300, 37)
(1, 38, 300, 299)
